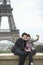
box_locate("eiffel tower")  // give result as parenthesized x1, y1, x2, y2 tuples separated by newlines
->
(0, 0, 19, 42)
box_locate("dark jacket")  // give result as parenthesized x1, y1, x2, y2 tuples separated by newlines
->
(11, 38, 26, 53)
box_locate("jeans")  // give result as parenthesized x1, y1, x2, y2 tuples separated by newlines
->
(14, 49, 36, 65)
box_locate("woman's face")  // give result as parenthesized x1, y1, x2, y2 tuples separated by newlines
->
(27, 36, 30, 41)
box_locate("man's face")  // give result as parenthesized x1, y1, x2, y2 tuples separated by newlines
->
(22, 35, 27, 41)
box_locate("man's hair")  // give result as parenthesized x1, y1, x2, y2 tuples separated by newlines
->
(27, 34, 31, 37)
(22, 32, 27, 37)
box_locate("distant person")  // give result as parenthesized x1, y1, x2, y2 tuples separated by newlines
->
(11, 32, 39, 65)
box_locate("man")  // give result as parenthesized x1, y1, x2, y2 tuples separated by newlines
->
(11, 32, 27, 65)
(11, 33, 39, 65)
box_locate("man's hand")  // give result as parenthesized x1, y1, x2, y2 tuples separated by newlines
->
(36, 35, 39, 40)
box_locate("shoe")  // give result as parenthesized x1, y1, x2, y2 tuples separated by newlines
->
(29, 62, 33, 65)
(30, 62, 33, 65)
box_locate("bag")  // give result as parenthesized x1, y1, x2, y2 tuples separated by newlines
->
(11, 46, 15, 53)
(11, 45, 18, 53)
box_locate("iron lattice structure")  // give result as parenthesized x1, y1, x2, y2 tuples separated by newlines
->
(0, 0, 19, 42)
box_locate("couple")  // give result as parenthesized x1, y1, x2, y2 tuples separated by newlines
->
(11, 32, 39, 65)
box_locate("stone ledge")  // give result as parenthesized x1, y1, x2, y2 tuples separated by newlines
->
(33, 53, 43, 59)
(0, 53, 43, 59)
(33, 53, 43, 65)
(0, 53, 19, 59)
(0, 53, 43, 65)
(0, 53, 28, 65)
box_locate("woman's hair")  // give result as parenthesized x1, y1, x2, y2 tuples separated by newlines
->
(27, 34, 31, 37)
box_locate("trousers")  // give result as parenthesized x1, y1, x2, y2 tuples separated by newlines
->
(14, 49, 36, 65)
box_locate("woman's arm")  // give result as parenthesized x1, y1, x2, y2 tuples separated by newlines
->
(30, 35, 39, 42)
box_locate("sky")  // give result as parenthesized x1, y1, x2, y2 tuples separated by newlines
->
(0, 0, 43, 42)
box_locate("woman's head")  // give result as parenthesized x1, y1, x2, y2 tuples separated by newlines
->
(27, 34, 31, 40)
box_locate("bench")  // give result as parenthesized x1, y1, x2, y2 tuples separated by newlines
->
(0, 53, 43, 65)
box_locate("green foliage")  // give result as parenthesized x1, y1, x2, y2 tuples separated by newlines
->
(0, 46, 12, 53)
(36, 45, 43, 53)
(0, 50, 11, 53)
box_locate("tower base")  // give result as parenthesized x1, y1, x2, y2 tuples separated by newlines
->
(0, 29, 19, 43)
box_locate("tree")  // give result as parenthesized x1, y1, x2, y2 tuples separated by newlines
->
(36, 45, 43, 53)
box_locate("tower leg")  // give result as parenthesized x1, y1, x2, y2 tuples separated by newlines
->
(0, 16, 1, 28)
(8, 15, 16, 31)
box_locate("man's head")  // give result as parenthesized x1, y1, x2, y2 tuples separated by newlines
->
(22, 32, 27, 40)
(27, 34, 31, 41)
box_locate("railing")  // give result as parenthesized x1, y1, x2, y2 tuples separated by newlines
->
(0, 29, 10, 32)
(0, 29, 19, 33)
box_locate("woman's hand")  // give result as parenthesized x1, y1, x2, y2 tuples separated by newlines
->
(36, 35, 39, 40)
(24, 48, 31, 52)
